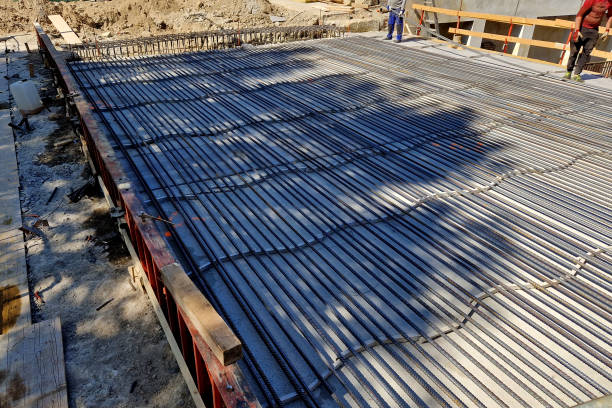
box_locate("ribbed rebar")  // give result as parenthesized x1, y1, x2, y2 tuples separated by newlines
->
(69, 36, 612, 408)
(67, 26, 345, 61)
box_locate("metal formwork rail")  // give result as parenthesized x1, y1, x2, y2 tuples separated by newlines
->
(65, 34, 612, 408)
(67, 26, 345, 61)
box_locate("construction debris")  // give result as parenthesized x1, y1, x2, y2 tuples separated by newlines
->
(32, 218, 49, 229)
(67, 177, 97, 202)
(33, 291, 45, 304)
(95, 297, 114, 311)
(46, 186, 58, 204)
(138, 211, 175, 225)
(18, 224, 43, 238)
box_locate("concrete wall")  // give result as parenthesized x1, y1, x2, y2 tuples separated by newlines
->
(458, 0, 583, 19)
(527, 17, 574, 63)
(406, 1, 612, 64)
(405, 0, 584, 24)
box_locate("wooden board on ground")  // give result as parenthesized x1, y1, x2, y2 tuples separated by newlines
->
(0, 258, 30, 335)
(0, 317, 68, 407)
(48, 15, 82, 45)
(0, 108, 31, 334)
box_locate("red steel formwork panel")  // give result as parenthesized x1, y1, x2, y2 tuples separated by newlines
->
(34, 24, 259, 408)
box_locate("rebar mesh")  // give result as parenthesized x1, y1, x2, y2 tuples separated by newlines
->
(68, 36, 612, 408)
(67, 26, 345, 61)
(584, 60, 612, 78)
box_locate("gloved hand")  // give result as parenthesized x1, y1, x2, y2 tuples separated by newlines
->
(574, 30, 583, 42)
(601, 30, 609, 41)
(400, 9, 405, 14)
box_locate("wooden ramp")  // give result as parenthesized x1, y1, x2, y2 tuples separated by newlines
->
(48, 15, 82, 46)
(0, 318, 68, 407)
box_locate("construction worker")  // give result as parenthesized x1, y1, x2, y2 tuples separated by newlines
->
(565, 0, 612, 81)
(384, 0, 408, 43)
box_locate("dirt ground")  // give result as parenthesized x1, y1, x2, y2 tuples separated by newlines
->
(1, 0, 384, 41)
(5, 37, 194, 408)
(2, 0, 312, 40)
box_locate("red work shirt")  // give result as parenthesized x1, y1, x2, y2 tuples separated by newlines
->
(578, 0, 612, 29)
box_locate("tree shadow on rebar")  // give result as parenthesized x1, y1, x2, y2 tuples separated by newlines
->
(64, 35, 612, 408)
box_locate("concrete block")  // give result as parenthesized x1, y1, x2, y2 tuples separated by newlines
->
(466, 18, 486, 48)
(512, 24, 535, 58)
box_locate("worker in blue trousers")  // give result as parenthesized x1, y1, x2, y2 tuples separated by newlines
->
(385, 0, 408, 43)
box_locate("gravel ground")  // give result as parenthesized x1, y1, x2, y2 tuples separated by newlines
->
(5, 36, 194, 408)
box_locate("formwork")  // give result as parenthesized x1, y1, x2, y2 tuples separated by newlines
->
(36, 25, 612, 408)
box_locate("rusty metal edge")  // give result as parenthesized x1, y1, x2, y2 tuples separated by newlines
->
(34, 23, 261, 408)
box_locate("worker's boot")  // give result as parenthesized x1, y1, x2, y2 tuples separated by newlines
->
(572, 74, 583, 82)
(562, 71, 572, 80)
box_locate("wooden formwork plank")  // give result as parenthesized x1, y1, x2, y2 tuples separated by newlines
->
(591, 49, 612, 59)
(430, 38, 565, 67)
(448, 27, 567, 50)
(160, 263, 242, 366)
(0, 317, 68, 407)
(48, 15, 82, 45)
(0, 106, 31, 334)
(448, 27, 612, 59)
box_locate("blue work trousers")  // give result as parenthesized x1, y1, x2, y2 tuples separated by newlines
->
(387, 10, 404, 41)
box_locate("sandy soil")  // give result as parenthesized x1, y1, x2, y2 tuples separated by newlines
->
(1, 0, 316, 40)
(1, 0, 385, 41)
(5, 37, 194, 408)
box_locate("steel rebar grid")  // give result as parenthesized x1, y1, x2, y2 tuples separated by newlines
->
(68, 36, 612, 408)
(584, 61, 612, 78)
(66, 26, 345, 61)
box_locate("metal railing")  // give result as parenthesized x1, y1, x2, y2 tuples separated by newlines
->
(584, 60, 612, 78)
(67, 26, 345, 61)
